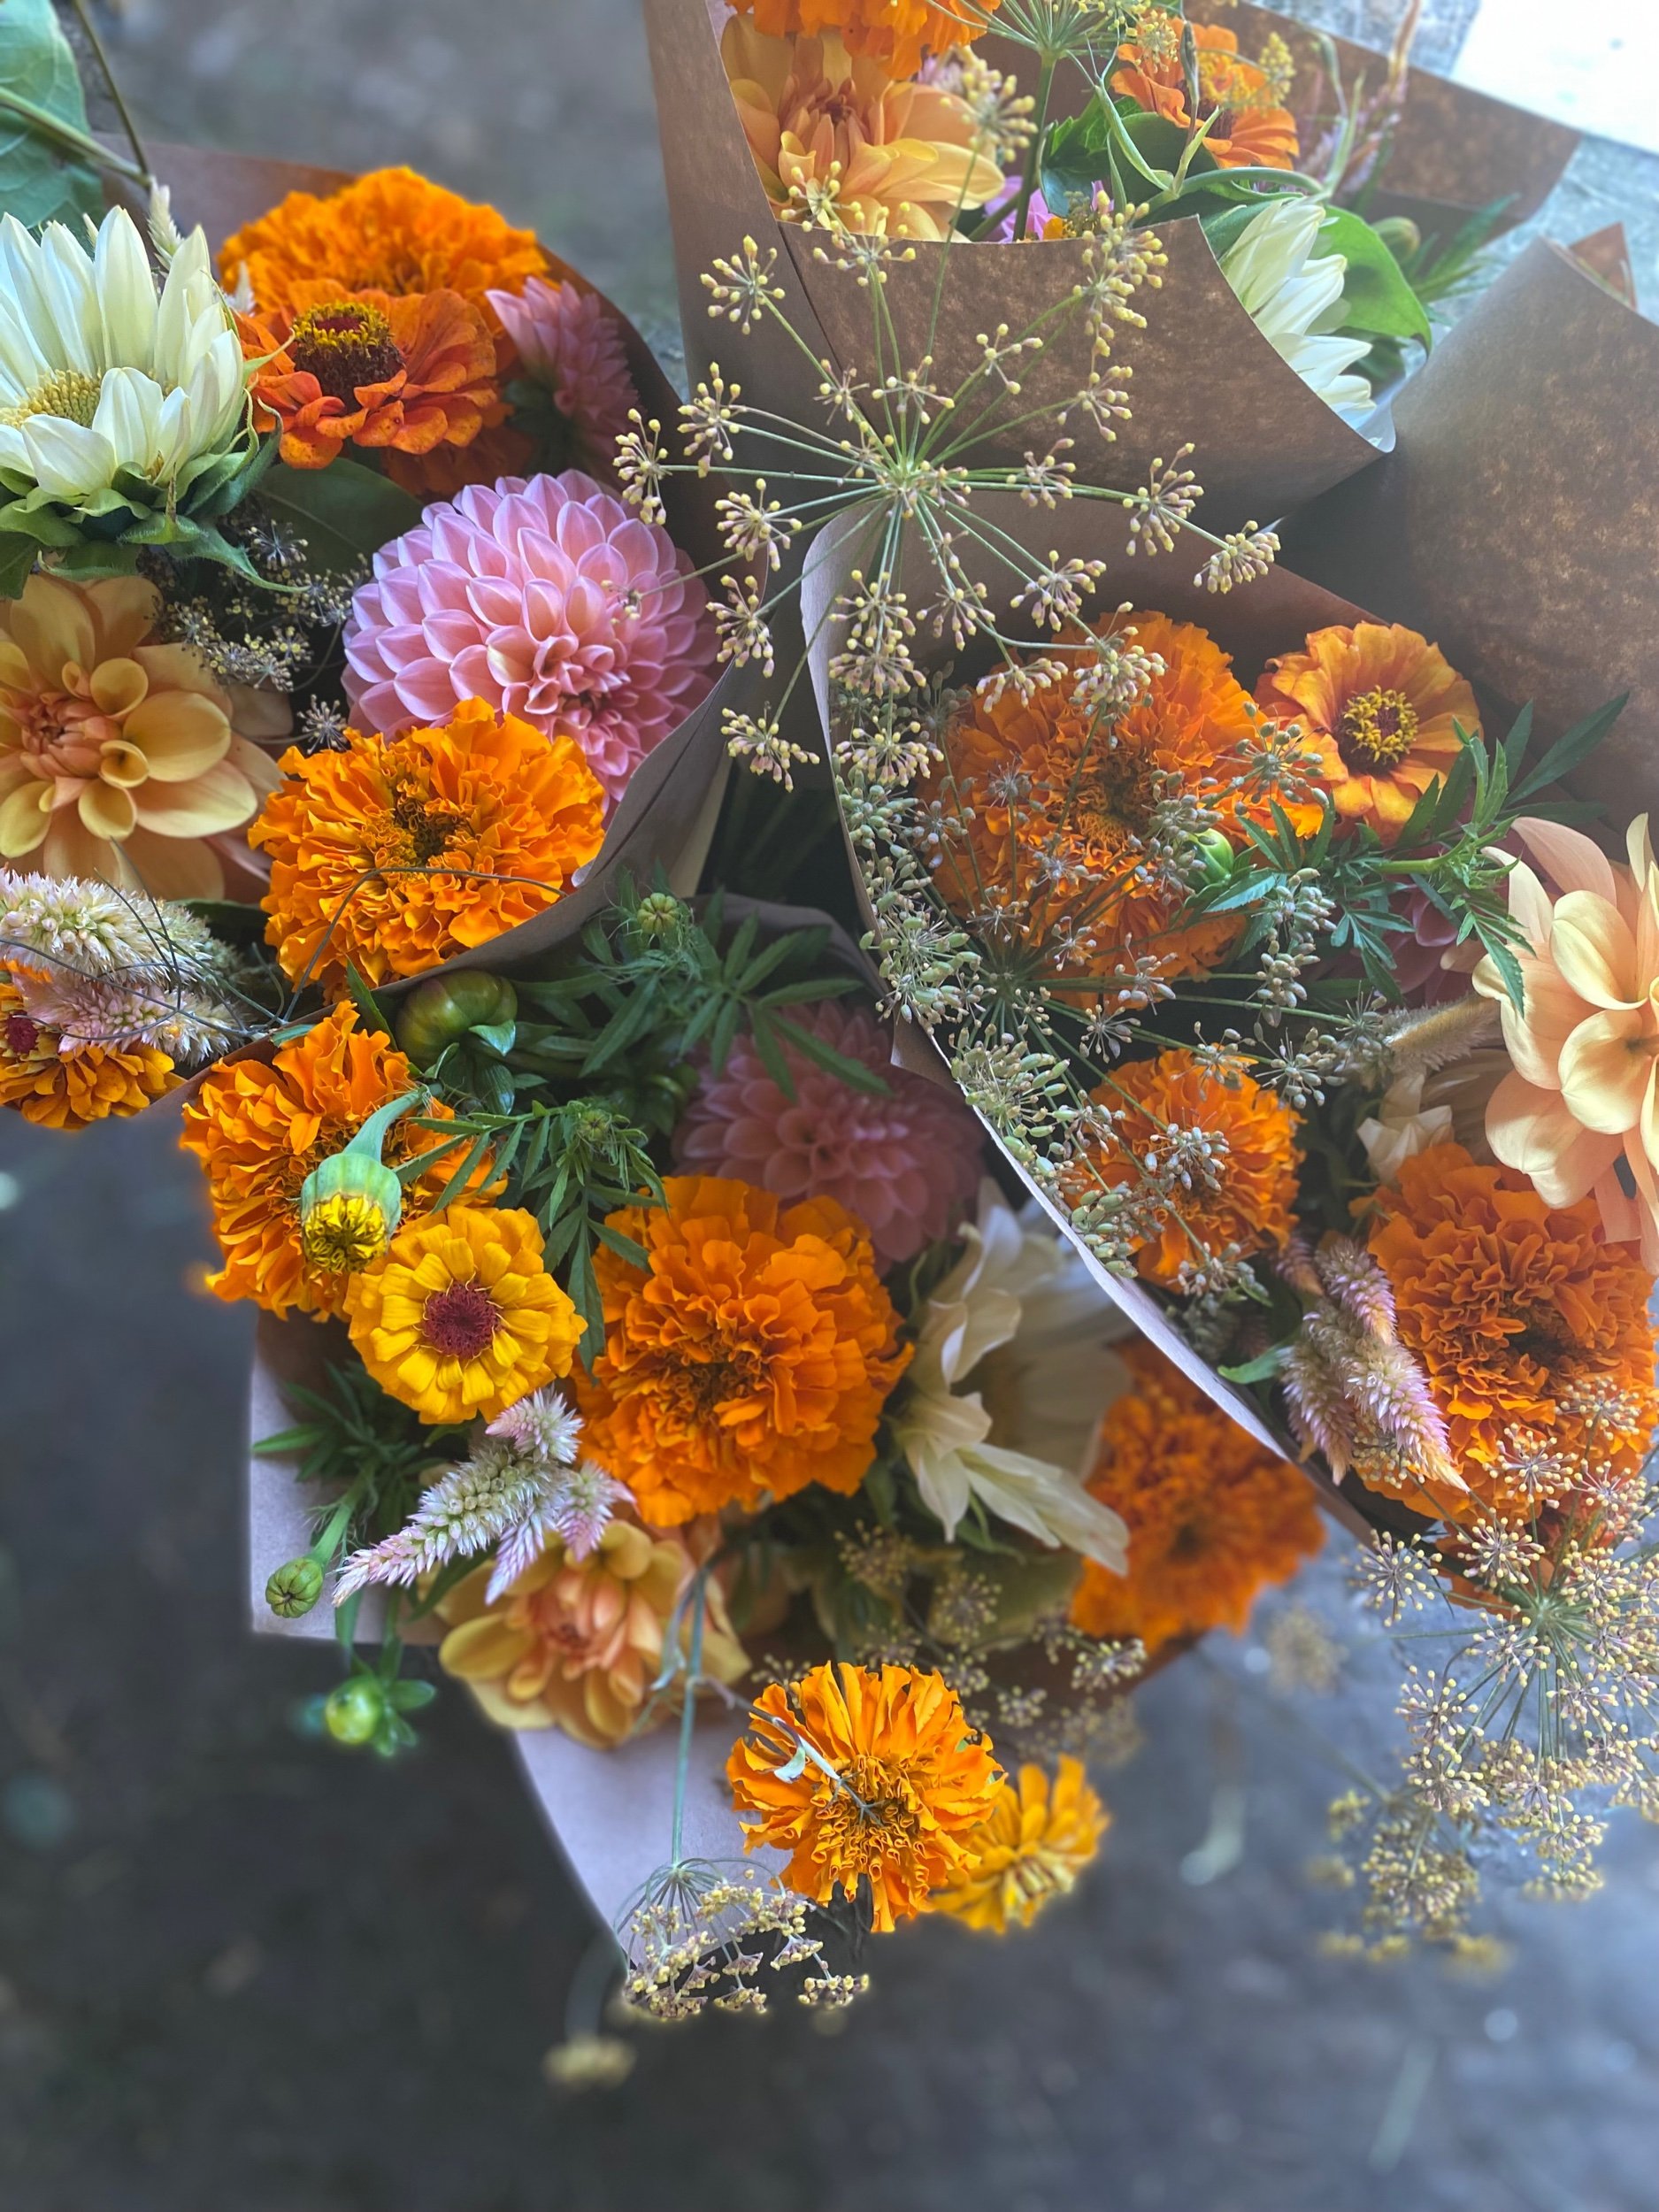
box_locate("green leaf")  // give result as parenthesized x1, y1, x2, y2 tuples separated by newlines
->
(1510, 695, 1627, 803)
(1218, 1349, 1286, 1385)
(0, 0, 100, 232)
(344, 963, 394, 1040)
(260, 458, 424, 571)
(0, 531, 35, 595)
(1320, 207, 1432, 346)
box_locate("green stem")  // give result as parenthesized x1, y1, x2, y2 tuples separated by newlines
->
(668, 1571, 709, 1870)
(65, 0, 153, 186)
(1012, 54, 1057, 242)
(0, 84, 148, 185)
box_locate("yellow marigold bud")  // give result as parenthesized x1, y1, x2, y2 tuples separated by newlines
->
(265, 1555, 325, 1618)
(299, 1154, 403, 1273)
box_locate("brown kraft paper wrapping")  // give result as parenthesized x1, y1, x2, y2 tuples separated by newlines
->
(1279, 233, 1659, 826)
(641, 0, 1385, 532)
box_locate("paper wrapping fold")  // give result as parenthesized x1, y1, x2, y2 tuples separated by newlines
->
(1189, 2, 1578, 241)
(641, 0, 1385, 532)
(799, 495, 1418, 1543)
(1279, 235, 1659, 823)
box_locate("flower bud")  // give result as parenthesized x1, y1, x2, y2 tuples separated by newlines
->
(265, 1555, 325, 1618)
(299, 1149, 403, 1273)
(1192, 827, 1234, 884)
(1373, 217, 1421, 261)
(396, 971, 518, 1064)
(633, 891, 685, 941)
(324, 1677, 386, 1747)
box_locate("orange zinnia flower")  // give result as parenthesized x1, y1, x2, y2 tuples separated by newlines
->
(250, 698, 605, 995)
(0, 975, 175, 1128)
(1255, 623, 1479, 845)
(926, 1756, 1108, 1932)
(578, 1175, 910, 1526)
(924, 614, 1294, 990)
(727, 1661, 1004, 1931)
(1367, 1142, 1659, 1524)
(732, 0, 997, 79)
(1071, 1341, 1325, 1652)
(239, 288, 504, 472)
(1065, 1047, 1302, 1288)
(179, 1004, 473, 1319)
(1112, 23, 1298, 171)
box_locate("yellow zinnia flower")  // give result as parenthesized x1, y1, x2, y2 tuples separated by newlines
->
(346, 1203, 584, 1425)
(927, 1756, 1109, 1932)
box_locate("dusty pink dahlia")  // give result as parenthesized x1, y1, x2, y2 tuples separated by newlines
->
(342, 470, 717, 805)
(672, 999, 984, 1265)
(487, 278, 637, 473)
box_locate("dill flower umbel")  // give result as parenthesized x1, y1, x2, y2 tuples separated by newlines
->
(926, 1756, 1107, 1932)
(346, 1203, 585, 1426)
(727, 1661, 1004, 1931)
(1070, 1342, 1325, 1652)
(342, 471, 717, 807)
(250, 696, 605, 993)
(0, 975, 175, 1128)
(578, 1176, 910, 1526)
(1112, 22, 1298, 171)
(436, 1521, 747, 1747)
(0, 572, 284, 898)
(179, 1004, 472, 1319)
(1366, 1141, 1659, 1523)
(1066, 1047, 1302, 1289)
(1255, 623, 1479, 845)
(730, 0, 996, 80)
(672, 997, 983, 1263)
(724, 21, 1004, 242)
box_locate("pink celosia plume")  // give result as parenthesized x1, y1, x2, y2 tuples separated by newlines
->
(342, 470, 717, 806)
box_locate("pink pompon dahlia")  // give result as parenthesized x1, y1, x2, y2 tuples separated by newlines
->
(672, 998, 984, 1265)
(486, 278, 637, 474)
(342, 470, 717, 806)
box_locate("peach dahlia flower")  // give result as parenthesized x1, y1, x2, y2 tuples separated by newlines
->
(1474, 814, 1659, 1266)
(723, 19, 1002, 241)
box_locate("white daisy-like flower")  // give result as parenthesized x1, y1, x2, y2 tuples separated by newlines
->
(1217, 198, 1375, 424)
(891, 1180, 1131, 1570)
(0, 207, 250, 509)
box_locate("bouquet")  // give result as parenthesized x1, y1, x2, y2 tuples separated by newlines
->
(0, 18, 732, 1133)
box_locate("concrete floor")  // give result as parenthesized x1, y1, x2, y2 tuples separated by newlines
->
(4, 3, 1659, 2206)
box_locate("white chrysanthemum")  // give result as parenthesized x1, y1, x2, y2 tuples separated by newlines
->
(891, 1180, 1131, 1569)
(1217, 199, 1374, 424)
(0, 208, 249, 506)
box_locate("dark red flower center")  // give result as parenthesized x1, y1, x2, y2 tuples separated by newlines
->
(4, 1010, 39, 1057)
(420, 1281, 499, 1360)
(289, 301, 403, 403)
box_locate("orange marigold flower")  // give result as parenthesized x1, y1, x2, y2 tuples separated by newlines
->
(577, 1175, 910, 1526)
(1071, 1341, 1325, 1652)
(179, 1004, 469, 1319)
(923, 614, 1306, 989)
(239, 288, 505, 473)
(221, 167, 547, 326)
(1064, 1047, 1302, 1288)
(250, 697, 605, 995)
(1255, 623, 1479, 845)
(926, 1755, 1108, 1932)
(436, 1522, 748, 1747)
(346, 1203, 585, 1425)
(731, 0, 996, 79)
(1112, 24, 1299, 171)
(1367, 1142, 1659, 1523)
(0, 974, 175, 1128)
(727, 1660, 1004, 1931)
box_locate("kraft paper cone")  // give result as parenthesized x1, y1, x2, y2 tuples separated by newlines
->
(642, 0, 1384, 533)
(1279, 234, 1659, 825)
(800, 495, 1418, 1544)
(1190, 3, 1577, 242)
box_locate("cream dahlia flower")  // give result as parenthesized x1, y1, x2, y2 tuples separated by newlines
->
(890, 1181, 1131, 1568)
(1473, 814, 1659, 1264)
(0, 208, 250, 511)
(723, 18, 1003, 241)
(1217, 199, 1373, 423)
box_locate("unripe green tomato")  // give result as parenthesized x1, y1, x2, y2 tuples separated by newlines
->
(324, 1677, 385, 1747)
(396, 972, 518, 1064)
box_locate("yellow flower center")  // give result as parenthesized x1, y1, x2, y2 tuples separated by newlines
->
(1339, 687, 1420, 772)
(300, 1191, 392, 1273)
(0, 368, 104, 429)
(288, 301, 403, 403)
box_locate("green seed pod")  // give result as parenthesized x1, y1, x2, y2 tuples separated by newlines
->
(1373, 216, 1421, 262)
(324, 1677, 386, 1747)
(1192, 827, 1235, 884)
(632, 891, 685, 941)
(265, 1555, 325, 1619)
(396, 971, 518, 1064)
